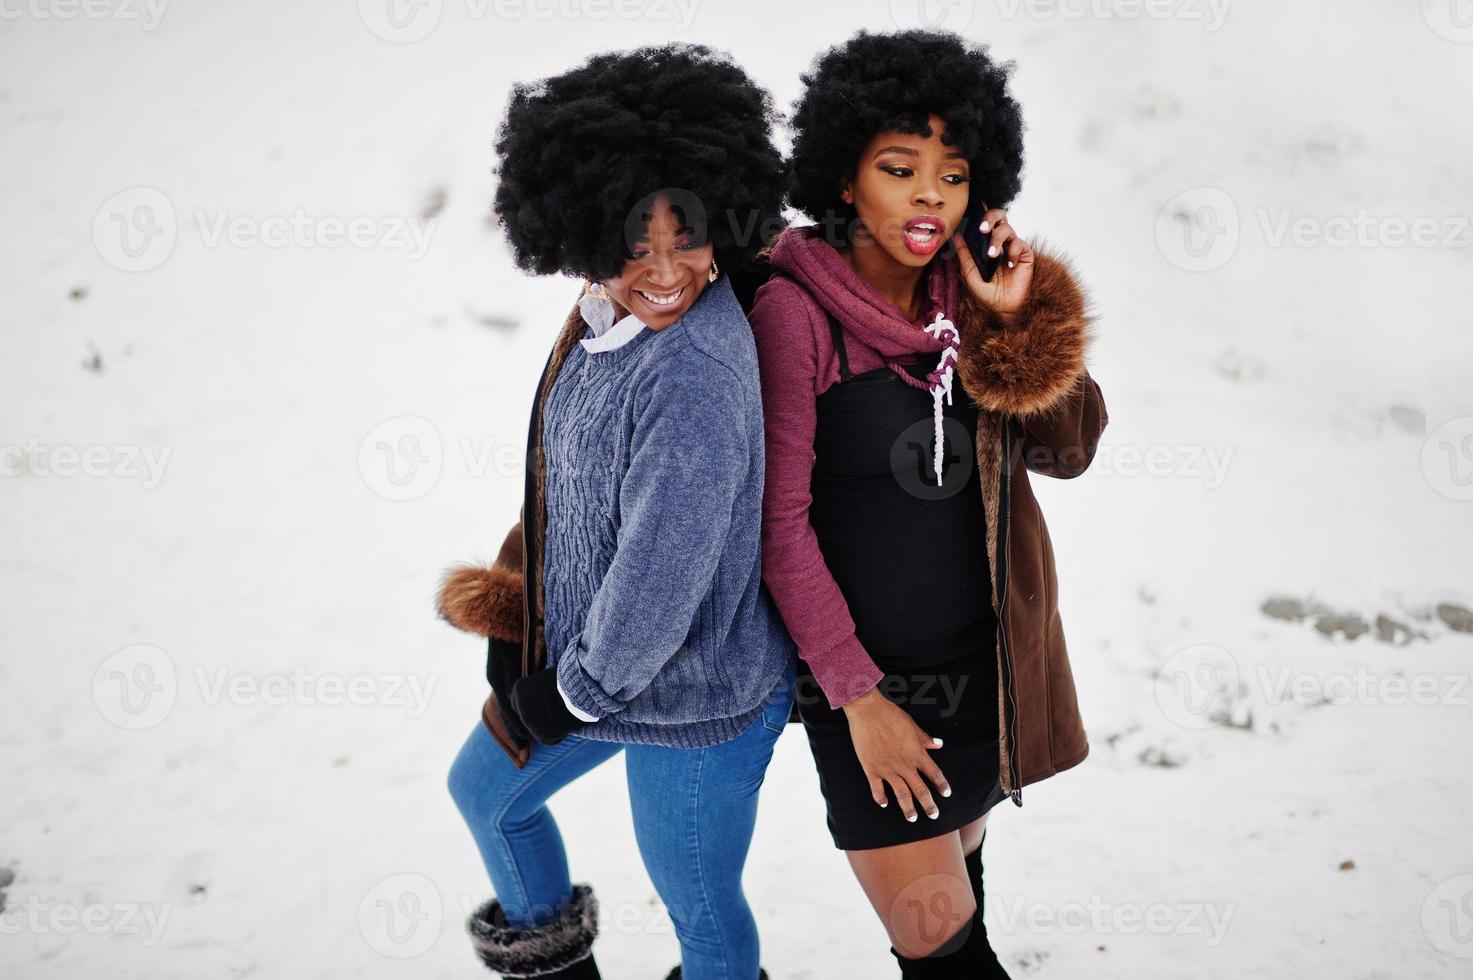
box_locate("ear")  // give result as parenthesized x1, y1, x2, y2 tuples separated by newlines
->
(839, 176, 854, 206)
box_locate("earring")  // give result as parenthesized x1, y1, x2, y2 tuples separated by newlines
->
(587, 281, 608, 298)
(707, 260, 720, 284)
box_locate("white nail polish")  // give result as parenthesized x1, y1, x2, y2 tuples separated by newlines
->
(980, 220, 990, 232)
(907, 813, 917, 822)
(988, 246, 999, 257)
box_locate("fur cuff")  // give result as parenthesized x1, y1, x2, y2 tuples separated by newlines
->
(436, 522, 525, 641)
(956, 242, 1096, 418)
(467, 884, 598, 977)
(437, 564, 523, 641)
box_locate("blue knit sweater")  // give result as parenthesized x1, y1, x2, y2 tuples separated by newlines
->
(543, 276, 796, 748)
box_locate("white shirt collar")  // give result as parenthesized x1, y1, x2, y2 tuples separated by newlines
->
(578, 292, 648, 353)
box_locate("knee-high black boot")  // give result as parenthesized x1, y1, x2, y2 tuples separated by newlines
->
(962, 830, 1010, 978)
(466, 883, 601, 979)
(889, 904, 1009, 979)
(889, 834, 1011, 979)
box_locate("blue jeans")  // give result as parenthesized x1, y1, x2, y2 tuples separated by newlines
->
(448, 659, 795, 980)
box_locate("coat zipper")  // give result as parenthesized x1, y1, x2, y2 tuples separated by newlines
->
(997, 417, 1023, 806)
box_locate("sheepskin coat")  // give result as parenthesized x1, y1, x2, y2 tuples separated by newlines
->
(438, 238, 1108, 802)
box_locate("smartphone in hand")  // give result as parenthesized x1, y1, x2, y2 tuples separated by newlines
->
(961, 202, 1001, 283)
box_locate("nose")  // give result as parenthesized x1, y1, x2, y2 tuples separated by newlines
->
(911, 173, 945, 209)
(644, 250, 681, 287)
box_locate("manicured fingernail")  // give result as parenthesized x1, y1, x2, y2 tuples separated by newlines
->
(906, 813, 918, 822)
(941, 787, 952, 798)
(933, 738, 944, 747)
(879, 801, 888, 808)
(928, 810, 939, 820)
(988, 245, 999, 257)
(980, 220, 990, 232)
(1008, 260, 1015, 268)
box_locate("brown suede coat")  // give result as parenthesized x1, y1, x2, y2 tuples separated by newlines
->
(437, 245, 1108, 804)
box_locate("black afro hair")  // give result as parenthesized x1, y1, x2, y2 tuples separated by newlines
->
(788, 30, 1026, 246)
(492, 43, 787, 283)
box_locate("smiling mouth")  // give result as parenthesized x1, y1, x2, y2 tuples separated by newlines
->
(635, 284, 688, 308)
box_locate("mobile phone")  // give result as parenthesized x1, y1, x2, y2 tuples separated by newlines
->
(962, 201, 1001, 283)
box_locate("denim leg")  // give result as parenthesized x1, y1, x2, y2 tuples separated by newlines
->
(625, 662, 795, 980)
(448, 723, 624, 930)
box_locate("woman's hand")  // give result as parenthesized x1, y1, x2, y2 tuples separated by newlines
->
(509, 668, 589, 746)
(953, 207, 1035, 323)
(842, 686, 952, 822)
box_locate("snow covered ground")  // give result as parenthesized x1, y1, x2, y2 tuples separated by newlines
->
(2, 1, 1471, 977)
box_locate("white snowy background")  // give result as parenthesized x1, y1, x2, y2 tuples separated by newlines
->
(2, 0, 1471, 977)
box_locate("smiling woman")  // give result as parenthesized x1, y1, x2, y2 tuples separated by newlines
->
(438, 42, 795, 980)
(602, 194, 716, 329)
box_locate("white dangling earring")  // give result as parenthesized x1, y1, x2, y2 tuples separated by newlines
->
(579, 280, 615, 335)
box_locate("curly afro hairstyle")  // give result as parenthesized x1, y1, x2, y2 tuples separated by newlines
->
(788, 30, 1026, 246)
(492, 44, 787, 283)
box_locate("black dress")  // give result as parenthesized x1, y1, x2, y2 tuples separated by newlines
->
(795, 313, 1006, 850)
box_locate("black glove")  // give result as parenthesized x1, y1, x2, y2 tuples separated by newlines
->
(509, 667, 590, 746)
(486, 637, 530, 744)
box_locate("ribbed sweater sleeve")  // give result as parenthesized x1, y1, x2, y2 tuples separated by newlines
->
(553, 352, 750, 719)
(748, 279, 885, 709)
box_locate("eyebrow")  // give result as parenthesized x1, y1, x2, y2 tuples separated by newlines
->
(631, 225, 697, 248)
(873, 145, 969, 161)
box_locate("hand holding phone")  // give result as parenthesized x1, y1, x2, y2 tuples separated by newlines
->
(961, 203, 1001, 283)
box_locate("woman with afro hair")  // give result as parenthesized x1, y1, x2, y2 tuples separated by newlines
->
(749, 29, 1108, 977)
(438, 44, 794, 980)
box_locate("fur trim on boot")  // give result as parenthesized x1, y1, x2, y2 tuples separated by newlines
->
(956, 241, 1096, 419)
(467, 883, 598, 978)
(436, 523, 525, 641)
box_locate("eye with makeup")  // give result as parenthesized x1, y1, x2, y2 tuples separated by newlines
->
(877, 163, 971, 185)
(626, 229, 702, 261)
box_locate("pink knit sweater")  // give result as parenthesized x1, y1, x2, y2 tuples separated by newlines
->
(749, 227, 964, 709)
